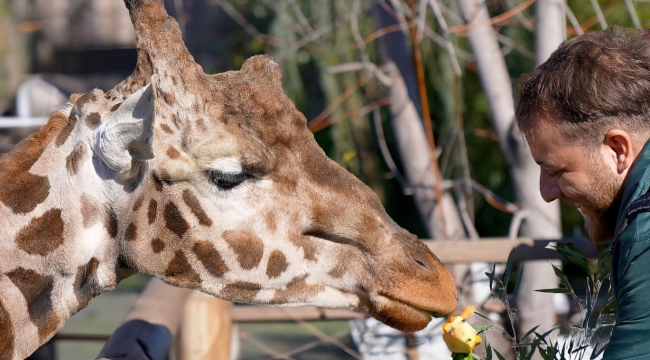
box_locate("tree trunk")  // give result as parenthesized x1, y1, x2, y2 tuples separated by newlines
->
(456, 0, 562, 355)
(348, 2, 476, 359)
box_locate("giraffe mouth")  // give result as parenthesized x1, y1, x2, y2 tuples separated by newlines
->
(360, 293, 438, 333)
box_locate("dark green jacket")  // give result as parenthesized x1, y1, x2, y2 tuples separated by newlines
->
(604, 141, 650, 359)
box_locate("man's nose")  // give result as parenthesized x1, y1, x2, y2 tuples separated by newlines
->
(539, 169, 561, 203)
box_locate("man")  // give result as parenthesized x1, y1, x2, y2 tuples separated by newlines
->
(516, 28, 650, 358)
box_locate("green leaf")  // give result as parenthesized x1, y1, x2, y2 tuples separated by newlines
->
(514, 263, 525, 294)
(474, 311, 497, 326)
(494, 349, 506, 360)
(538, 325, 559, 340)
(451, 353, 473, 360)
(555, 243, 593, 274)
(536, 288, 572, 293)
(551, 264, 575, 294)
(503, 248, 516, 287)
(521, 324, 540, 343)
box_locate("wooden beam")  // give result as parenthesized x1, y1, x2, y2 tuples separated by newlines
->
(231, 305, 364, 323)
(423, 237, 598, 263)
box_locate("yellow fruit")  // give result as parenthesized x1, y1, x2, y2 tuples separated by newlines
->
(441, 306, 482, 354)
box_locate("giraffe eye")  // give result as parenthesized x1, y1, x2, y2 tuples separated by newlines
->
(207, 170, 250, 190)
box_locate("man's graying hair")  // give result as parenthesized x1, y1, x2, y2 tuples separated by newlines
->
(515, 27, 650, 147)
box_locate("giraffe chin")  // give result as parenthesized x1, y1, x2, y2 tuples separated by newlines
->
(363, 295, 436, 333)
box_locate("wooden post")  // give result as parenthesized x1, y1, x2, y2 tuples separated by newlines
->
(176, 291, 234, 360)
(96, 278, 191, 360)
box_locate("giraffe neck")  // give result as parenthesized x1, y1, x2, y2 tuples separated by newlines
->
(0, 94, 135, 359)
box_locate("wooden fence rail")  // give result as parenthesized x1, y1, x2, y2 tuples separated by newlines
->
(92, 237, 598, 360)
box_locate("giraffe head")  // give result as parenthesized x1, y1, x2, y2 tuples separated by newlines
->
(48, 0, 457, 336)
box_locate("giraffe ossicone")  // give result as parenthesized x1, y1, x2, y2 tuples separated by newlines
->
(0, 0, 457, 358)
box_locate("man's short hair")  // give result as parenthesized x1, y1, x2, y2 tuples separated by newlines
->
(515, 27, 650, 146)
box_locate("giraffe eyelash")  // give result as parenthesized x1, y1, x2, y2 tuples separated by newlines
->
(207, 170, 251, 190)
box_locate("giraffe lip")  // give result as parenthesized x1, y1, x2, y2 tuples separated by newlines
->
(365, 294, 434, 332)
(375, 293, 434, 318)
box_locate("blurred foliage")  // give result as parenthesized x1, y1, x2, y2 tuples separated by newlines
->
(8, 0, 648, 239)
(216, 0, 650, 239)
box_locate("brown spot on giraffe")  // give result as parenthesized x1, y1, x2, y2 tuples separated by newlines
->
(0, 112, 68, 214)
(196, 117, 207, 132)
(164, 202, 189, 238)
(104, 209, 119, 238)
(192, 240, 228, 278)
(74, 90, 98, 108)
(159, 89, 176, 105)
(69, 93, 82, 104)
(85, 112, 102, 129)
(124, 223, 138, 242)
(65, 143, 87, 176)
(166, 146, 180, 159)
(109, 102, 122, 112)
(55, 113, 77, 147)
(73, 257, 100, 308)
(5, 268, 60, 341)
(0, 298, 14, 359)
(182, 189, 212, 226)
(160, 123, 174, 134)
(148, 199, 158, 224)
(0, 172, 49, 215)
(328, 260, 347, 278)
(264, 211, 277, 233)
(171, 113, 181, 129)
(164, 250, 201, 289)
(271, 275, 325, 304)
(266, 250, 288, 279)
(223, 230, 264, 270)
(152, 172, 165, 192)
(289, 233, 318, 261)
(220, 281, 261, 303)
(151, 238, 165, 253)
(132, 195, 144, 212)
(80, 194, 101, 228)
(16, 209, 65, 256)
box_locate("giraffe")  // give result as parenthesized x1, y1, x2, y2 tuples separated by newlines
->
(0, 0, 457, 358)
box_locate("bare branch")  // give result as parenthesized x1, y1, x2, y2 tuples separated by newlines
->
(625, 0, 642, 30)
(372, 107, 413, 195)
(422, 27, 474, 61)
(454, 184, 480, 239)
(564, 3, 584, 36)
(210, 0, 273, 44)
(504, 0, 535, 31)
(328, 62, 392, 86)
(428, 0, 462, 75)
(350, 0, 375, 80)
(417, 0, 428, 42)
(288, 0, 314, 35)
(589, 0, 608, 30)
(496, 32, 534, 59)
(450, 0, 536, 35)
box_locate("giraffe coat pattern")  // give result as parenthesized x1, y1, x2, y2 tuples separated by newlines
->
(0, 0, 457, 358)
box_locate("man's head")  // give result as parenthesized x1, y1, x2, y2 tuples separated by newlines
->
(516, 28, 650, 244)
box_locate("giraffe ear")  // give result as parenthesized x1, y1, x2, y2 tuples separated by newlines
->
(96, 75, 159, 175)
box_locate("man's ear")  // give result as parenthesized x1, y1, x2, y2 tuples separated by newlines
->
(96, 75, 159, 175)
(603, 129, 634, 174)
